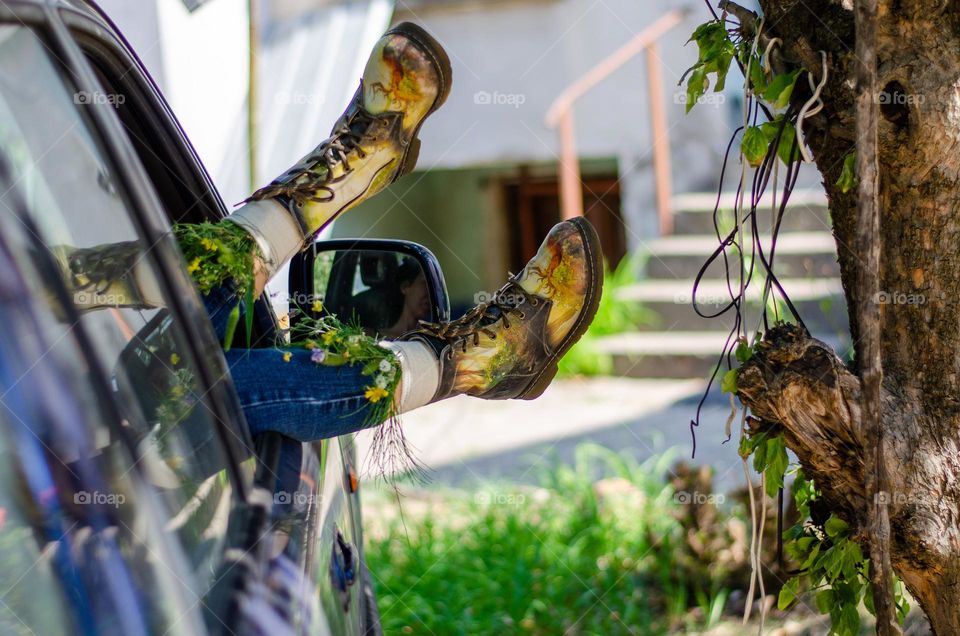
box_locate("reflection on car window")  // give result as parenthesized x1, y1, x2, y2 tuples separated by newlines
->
(0, 25, 232, 600)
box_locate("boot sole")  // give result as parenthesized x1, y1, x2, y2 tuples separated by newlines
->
(518, 216, 605, 400)
(385, 21, 453, 178)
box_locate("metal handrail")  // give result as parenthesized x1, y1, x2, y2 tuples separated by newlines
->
(545, 8, 689, 234)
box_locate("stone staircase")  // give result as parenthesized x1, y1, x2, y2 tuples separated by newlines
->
(594, 190, 850, 379)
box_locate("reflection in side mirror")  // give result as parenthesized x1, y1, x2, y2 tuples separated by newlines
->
(288, 239, 450, 339)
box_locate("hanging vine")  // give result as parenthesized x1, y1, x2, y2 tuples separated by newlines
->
(682, 2, 908, 634)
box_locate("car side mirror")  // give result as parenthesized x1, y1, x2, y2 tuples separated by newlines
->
(288, 239, 450, 339)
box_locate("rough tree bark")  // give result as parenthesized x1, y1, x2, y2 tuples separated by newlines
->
(727, 0, 960, 633)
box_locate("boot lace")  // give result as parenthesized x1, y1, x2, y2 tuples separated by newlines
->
(415, 278, 539, 353)
(248, 107, 377, 206)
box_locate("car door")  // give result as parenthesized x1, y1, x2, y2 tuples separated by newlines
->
(49, 1, 376, 632)
(0, 22, 220, 635)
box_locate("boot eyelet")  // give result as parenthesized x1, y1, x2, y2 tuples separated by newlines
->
(529, 298, 539, 306)
(518, 312, 526, 320)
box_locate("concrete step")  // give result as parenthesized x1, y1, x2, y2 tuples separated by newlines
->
(643, 232, 840, 279)
(594, 332, 731, 379)
(594, 331, 850, 379)
(672, 201, 832, 236)
(671, 190, 830, 236)
(618, 278, 848, 333)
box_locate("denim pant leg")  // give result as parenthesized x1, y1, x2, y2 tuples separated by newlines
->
(201, 287, 377, 441)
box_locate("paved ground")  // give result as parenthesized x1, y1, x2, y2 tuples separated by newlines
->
(356, 377, 752, 492)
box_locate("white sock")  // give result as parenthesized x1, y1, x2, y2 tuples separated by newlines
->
(134, 260, 165, 307)
(228, 199, 304, 278)
(381, 340, 440, 414)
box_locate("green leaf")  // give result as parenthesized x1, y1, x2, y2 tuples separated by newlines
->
(778, 576, 799, 609)
(837, 151, 857, 193)
(685, 67, 707, 113)
(741, 126, 768, 167)
(764, 435, 789, 497)
(800, 541, 821, 569)
(760, 117, 799, 165)
(763, 69, 801, 109)
(735, 338, 752, 364)
(721, 368, 738, 394)
(682, 21, 735, 113)
(753, 435, 768, 472)
(825, 515, 848, 540)
(839, 602, 860, 636)
(223, 303, 240, 351)
(748, 55, 767, 94)
(815, 588, 834, 614)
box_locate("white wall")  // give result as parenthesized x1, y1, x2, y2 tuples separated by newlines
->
(394, 0, 741, 243)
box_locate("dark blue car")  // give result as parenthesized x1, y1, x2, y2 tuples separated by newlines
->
(0, 1, 450, 633)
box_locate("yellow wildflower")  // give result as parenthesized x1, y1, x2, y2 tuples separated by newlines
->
(311, 300, 324, 313)
(282, 351, 292, 363)
(322, 331, 337, 346)
(304, 340, 316, 350)
(200, 238, 219, 252)
(187, 257, 201, 273)
(364, 386, 389, 403)
(169, 353, 180, 366)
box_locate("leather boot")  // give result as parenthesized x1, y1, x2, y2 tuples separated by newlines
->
(231, 21, 452, 277)
(405, 217, 603, 401)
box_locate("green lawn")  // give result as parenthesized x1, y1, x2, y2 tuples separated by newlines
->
(364, 446, 750, 635)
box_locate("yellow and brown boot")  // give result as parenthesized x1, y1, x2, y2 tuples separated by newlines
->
(230, 21, 452, 277)
(406, 217, 603, 401)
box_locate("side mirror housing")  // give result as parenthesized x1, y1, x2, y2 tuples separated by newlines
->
(288, 239, 450, 338)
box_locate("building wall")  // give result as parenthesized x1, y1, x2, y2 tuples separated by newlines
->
(332, 159, 618, 311)
(389, 0, 741, 249)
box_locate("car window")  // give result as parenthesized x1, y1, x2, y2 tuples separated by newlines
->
(0, 24, 235, 600)
(0, 253, 206, 635)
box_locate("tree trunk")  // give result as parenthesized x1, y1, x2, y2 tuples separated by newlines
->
(738, 1, 960, 632)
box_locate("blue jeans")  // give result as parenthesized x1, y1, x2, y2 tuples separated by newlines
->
(203, 286, 377, 441)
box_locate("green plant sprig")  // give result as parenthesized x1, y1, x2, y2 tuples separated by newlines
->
(684, 20, 805, 167)
(776, 469, 910, 634)
(174, 220, 259, 349)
